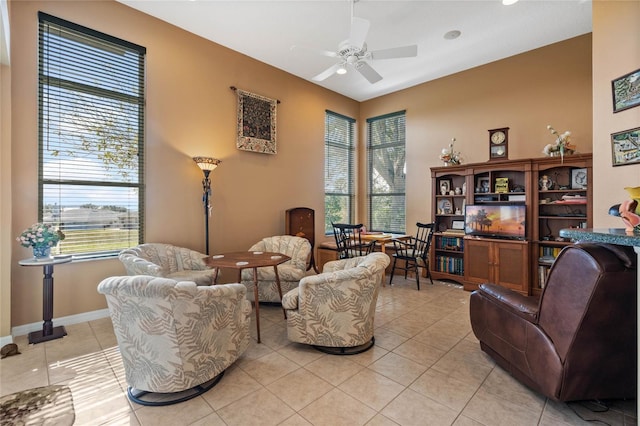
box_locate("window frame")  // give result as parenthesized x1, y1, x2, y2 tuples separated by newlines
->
(38, 12, 146, 259)
(366, 110, 407, 234)
(324, 110, 356, 235)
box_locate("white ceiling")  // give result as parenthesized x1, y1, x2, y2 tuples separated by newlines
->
(3, 1, 591, 102)
(116, 0, 592, 101)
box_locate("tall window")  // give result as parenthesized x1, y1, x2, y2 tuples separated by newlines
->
(367, 111, 406, 233)
(324, 111, 356, 234)
(39, 13, 146, 257)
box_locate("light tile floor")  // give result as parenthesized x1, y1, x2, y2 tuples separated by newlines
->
(1, 278, 636, 425)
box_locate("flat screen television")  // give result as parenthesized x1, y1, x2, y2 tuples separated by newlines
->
(464, 204, 526, 240)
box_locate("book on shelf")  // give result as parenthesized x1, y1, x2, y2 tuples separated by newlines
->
(437, 236, 464, 251)
(538, 265, 551, 289)
(508, 194, 526, 201)
(539, 246, 561, 259)
(435, 255, 464, 275)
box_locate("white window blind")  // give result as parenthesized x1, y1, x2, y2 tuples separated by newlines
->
(38, 12, 145, 257)
(324, 111, 356, 234)
(367, 111, 406, 234)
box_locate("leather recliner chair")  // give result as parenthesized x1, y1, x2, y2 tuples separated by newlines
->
(470, 242, 637, 402)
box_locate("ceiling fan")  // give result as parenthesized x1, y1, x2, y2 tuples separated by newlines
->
(307, 1, 418, 84)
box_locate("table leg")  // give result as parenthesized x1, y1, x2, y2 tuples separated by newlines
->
(273, 266, 287, 320)
(29, 264, 66, 344)
(253, 268, 261, 343)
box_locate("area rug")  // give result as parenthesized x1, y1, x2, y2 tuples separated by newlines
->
(0, 385, 74, 426)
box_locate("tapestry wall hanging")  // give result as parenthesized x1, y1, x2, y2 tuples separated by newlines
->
(234, 87, 278, 154)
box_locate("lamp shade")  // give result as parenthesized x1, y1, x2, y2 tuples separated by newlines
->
(193, 156, 221, 171)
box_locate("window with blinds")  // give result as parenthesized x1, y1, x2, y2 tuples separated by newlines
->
(367, 111, 406, 234)
(324, 111, 356, 234)
(38, 12, 146, 258)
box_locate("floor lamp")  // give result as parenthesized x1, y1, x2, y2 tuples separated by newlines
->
(193, 156, 221, 255)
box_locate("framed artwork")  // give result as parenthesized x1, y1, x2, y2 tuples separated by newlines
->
(452, 220, 465, 230)
(439, 179, 451, 195)
(611, 127, 640, 167)
(570, 168, 588, 189)
(612, 68, 640, 113)
(235, 88, 278, 154)
(438, 198, 453, 214)
(477, 177, 490, 193)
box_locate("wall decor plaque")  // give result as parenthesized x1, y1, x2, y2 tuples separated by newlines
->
(234, 87, 277, 154)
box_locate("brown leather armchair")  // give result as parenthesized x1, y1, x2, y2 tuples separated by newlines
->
(470, 242, 637, 402)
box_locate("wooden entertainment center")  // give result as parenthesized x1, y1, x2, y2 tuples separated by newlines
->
(430, 154, 592, 296)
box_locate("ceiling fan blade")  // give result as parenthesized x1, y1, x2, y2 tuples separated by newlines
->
(349, 17, 370, 49)
(312, 63, 342, 81)
(356, 62, 382, 84)
(290, 45, 338, 58)
(370, 45, 418, 60)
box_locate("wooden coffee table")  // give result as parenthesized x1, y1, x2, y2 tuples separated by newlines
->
(205, 251, 291, 343)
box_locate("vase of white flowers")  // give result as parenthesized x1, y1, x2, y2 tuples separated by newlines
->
(17, 223, 65, 260)
(439, 138, 462, 166)
(543, 125, 575, 163)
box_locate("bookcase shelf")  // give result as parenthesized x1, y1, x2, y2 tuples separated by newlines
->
(431, 154, 592, 295)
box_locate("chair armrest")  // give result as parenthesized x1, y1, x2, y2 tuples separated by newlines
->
(391, 237, 415, 248)
(282, 288, 299, 310)
(118, 254, 163, 276)
(322, 256, 366, 272)
(477, 283, 539, 323)
(391, 237, 416, 255)
(296, 268, 374, 312)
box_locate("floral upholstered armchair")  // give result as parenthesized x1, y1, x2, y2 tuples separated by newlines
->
(241, 235, 311, 303)
(97, 275, 251, 406)
(118, 243, 218, 286)
(282, 252, 389, 354)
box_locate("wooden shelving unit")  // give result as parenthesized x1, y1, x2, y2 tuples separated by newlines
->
(430, 168, 469, 283)
(531, 155, 593, 296)
(431, 154, 592, 295)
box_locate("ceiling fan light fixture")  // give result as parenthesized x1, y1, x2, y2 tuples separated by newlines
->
(336, 66, 347, 75)
(502, 0, 519, 5)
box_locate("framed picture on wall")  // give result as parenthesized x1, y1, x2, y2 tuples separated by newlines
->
(611, 127, 640, 166)
(612, 68, 640, 113)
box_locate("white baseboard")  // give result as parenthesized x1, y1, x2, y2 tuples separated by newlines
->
(9, 308, 111, 340)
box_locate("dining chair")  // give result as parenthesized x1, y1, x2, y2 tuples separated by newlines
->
(389, 222, 435, 290)
(331, 223, 376, 259)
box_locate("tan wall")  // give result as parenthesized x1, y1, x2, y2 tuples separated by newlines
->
(592, 0, 640, 228)
(360, 35, 593, 235)
(8, 0, 358, 328)
(5, 0, 630, 332)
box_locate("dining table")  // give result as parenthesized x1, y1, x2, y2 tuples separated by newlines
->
(356, 233, 410, 284)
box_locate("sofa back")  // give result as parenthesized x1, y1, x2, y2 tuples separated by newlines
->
(538, 243, 637, 365)
(250, 235, 311, 271)
(119, 243, 209, 275)
(98, 275, 250, 393)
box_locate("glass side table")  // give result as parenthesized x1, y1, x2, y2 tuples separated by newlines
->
(18, 255, 72, 344)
